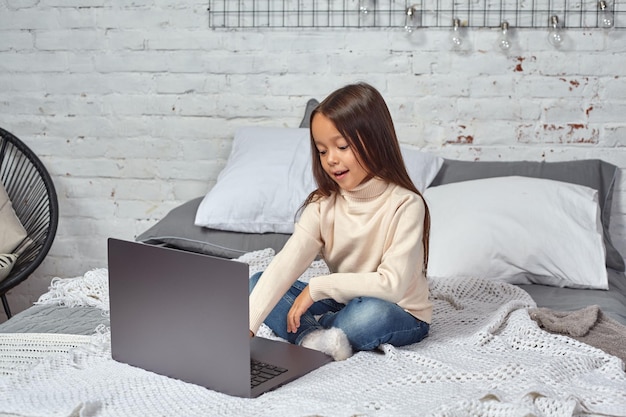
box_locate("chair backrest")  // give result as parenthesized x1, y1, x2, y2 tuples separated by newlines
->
(0, 127, 59, 296)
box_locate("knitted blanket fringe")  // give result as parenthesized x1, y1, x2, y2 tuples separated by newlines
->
(1, 248, 626, 417)
(36, 268, 111, 312)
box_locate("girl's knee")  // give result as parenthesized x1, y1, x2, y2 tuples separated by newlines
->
(335, 298, 416, 350)
(329, 298, 393, 337)
(249, 271, 263, 294)
(348, 297, 394, 322)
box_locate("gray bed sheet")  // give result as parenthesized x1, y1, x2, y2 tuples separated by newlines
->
(518, 268, 626, 325)
(1, 271, 625, 334)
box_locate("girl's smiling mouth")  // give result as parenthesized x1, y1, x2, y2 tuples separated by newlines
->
(334, 170, 348, 179)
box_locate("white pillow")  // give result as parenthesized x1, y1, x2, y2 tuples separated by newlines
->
(195, 127, 315, 234)
(401, 146, 444, 193)
(195, 127, 444, 234)
(424, 176, 608, 289)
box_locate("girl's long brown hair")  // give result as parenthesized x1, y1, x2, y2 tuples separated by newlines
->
(301, 82, 430, 269)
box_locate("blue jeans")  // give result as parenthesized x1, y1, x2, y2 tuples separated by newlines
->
(249, 271, 429, 351)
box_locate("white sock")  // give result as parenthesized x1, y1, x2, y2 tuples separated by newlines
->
(300, 327, 352, 361)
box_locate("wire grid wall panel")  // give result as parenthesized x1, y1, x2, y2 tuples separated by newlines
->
(208, 0, 624, 29)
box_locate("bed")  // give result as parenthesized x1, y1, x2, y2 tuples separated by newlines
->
(1, 114, 625, 416)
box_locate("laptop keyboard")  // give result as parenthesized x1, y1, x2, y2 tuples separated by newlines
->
(250, 359, 288, 388)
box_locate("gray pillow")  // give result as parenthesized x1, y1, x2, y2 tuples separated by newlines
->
(429, 159, 624, 272)
(299, 99, 319, 128)
(136, 197, 291, 259)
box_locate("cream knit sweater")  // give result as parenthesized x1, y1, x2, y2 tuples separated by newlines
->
(249, 177, 432, 334)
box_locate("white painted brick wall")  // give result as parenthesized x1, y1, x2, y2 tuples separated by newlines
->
(1, 0, 625, 321)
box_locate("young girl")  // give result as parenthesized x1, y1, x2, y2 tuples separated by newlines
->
(249, 82, 432, 361)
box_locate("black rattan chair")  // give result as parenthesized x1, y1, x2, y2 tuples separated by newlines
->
(0, 127, 58, 319)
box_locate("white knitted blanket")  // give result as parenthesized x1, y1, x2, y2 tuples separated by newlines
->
(1, 248, 626, 417)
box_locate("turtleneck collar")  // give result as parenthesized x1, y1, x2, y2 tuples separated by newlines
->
(339, 177, 389, 202)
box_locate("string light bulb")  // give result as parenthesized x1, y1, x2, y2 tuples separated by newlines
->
(598, 1, 615, 29)
(498, 21, 511, 52)
(547, 15, 564, 48)
(359, 0, 375, 15)
(404, 5, 419, 33)
(450, 18, 464, 49)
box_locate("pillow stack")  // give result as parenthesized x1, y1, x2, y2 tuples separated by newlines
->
(139, 118, 622, 292)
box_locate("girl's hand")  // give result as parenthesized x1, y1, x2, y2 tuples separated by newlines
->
(287, 285, 314, 333)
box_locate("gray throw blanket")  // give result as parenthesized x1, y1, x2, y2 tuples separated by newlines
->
(529, 305, 626, 364)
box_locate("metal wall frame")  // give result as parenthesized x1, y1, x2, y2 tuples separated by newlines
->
(208, 0, 624, 29)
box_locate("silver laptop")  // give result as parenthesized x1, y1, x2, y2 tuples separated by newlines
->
(107, 238, 332, 398)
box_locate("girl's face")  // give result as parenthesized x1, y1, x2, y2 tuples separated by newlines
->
(311, 113, 370, 192)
